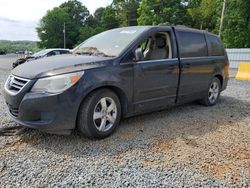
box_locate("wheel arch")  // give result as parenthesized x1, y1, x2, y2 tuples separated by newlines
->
(79, 85, 129, 118)
(214, 74, 223, 89)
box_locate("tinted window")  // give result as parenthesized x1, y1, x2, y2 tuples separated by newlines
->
(177, 31, 207, 58)
(47, 51, 60, 57)
(60, 50, 70, 54)
(207, 34, 224, 56)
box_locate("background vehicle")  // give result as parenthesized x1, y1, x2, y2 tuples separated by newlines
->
(15, 50, 25, 55)
(4, 26, 229, 139)
(12, 48, 71, 68)
(0, 51, 6, 55)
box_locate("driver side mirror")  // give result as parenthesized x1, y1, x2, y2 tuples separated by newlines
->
(134, 48, 144, 62)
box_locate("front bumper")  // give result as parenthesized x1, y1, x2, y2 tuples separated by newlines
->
(4, 88, 81, 135)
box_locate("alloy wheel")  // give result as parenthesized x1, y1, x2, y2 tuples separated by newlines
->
(208, 81, 219, 103)
(93, 97, 117, 132)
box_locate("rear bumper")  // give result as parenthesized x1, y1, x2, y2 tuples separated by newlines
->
(222, 77, 229, 91)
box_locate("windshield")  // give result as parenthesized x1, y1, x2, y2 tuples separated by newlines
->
(32, 49, 50, 57)
(74, 27, 148, 57)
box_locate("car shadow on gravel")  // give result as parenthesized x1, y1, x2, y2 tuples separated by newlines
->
(13, 95, 250, 157)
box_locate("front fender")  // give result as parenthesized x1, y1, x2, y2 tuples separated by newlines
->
(75, 65, 134, 117)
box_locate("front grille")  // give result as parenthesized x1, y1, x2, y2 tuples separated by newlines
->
(7, 104, 19, 117)
(5, 75, 30, 95)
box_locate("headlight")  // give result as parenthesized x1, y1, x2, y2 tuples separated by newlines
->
(31, 71, 84, 94)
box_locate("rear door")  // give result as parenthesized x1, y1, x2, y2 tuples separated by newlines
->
(133, 28, 180, 112)
(206, 34, 229, 90)
(175, 29, 213, 103)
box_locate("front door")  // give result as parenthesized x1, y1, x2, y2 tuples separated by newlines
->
(133, 30, 179, 112)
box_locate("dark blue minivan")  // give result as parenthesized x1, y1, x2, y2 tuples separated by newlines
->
(3, 26, 229, 139)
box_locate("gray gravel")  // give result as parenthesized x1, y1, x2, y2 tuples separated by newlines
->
(0, 69, 249, 187)
(0, 54, 18, 70)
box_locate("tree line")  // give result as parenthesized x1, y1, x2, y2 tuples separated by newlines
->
(37, 0, 250, 49)
(0, 40, 39, 53)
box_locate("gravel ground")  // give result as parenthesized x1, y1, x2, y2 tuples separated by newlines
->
(0, 54, 18, 70)
(0, 69, 249, 187)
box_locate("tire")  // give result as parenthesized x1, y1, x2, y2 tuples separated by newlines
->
(77, 89, 121, 139)
(200, 77, 221, 106)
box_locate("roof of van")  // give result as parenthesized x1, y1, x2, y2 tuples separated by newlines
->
(116, 25, 218, 37)
(173, 25, 218, 36)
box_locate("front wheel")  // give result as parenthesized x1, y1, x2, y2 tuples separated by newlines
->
(77, 89, 121, 139)
(200, 77, 221, 106)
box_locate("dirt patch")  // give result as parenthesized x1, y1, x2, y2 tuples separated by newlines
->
(152, 138, 172, 151)
(140, 122, 250, 182)
(1, 136, 41, 152)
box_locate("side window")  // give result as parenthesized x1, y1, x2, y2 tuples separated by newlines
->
(121, 51, 135, 64)
(60, 50, 69, 54)
(207, 34, 224, 56)
(177, 31, 207, 58)
(54, 51, 60, 55)
(47, 51, 56, 57)
(139, 37, 152, 59)
(139, 39, 149, 52)
(47, 51, 61, 57)
(137, 32, 172, 61)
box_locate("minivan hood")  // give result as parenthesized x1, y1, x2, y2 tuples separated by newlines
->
(12, 54, 112, 79)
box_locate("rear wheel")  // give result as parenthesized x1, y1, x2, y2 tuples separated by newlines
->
(77, 89, 121, 139)
(200, 77, 221, 106)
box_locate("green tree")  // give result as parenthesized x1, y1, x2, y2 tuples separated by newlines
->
(223, 0, 250, 48)
(188, 0, 221, 32)
(37, 0, 89, 49)
(137, 0, 189, 26)
(187, 0, 250, 48)
(78, 6, 120, 44)
(101, 6, 120, 29)
(37, 7, 70, 48)
(60, 0, 89, 46)
(60, 0, 89, 22)
(112, 0, 141, 26)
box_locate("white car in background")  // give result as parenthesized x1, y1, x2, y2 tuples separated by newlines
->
(13, 48, 71, 68)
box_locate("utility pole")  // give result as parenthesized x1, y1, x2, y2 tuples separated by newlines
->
(219, 0, 227, 37)
(63, 22, 66, 49)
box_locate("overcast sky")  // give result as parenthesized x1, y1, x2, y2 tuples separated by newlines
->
(0, 0, 112, 41)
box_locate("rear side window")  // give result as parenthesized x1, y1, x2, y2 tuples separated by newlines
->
(207, 34, 224, 56)
(177, 31, 208, 58)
